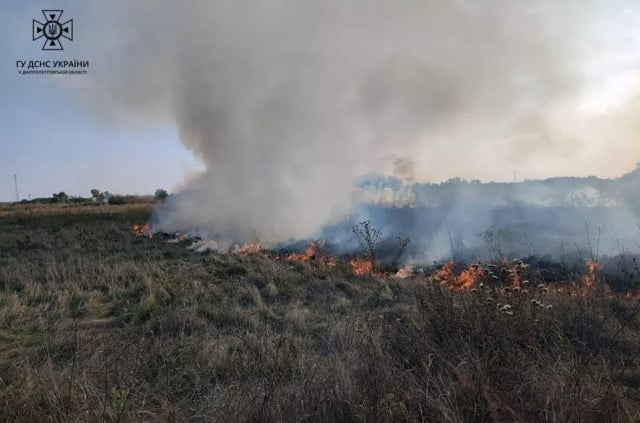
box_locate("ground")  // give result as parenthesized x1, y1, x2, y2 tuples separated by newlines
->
(1, 202, 640, 422)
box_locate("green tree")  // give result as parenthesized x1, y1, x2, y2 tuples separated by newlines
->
(154, 188, 169, 201)
(90, 189, 104, 201)
(52, 192, 69, 203)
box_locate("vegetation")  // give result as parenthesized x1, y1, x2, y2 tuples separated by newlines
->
(352, 220, 382, 267)
(1, 203, 640, 422)
(51, 192, 69, 203)
(13, 189, 156, 207)
(154, 189, 169, 201)
(90, 189, 107, 202)
(107, 194, 143, 205)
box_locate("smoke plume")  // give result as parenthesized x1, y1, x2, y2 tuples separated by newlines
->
(76, 0, 640, 244)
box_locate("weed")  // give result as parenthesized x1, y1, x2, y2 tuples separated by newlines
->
(0, 204, 639, 422)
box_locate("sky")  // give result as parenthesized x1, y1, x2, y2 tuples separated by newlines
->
(1, 1, 640, 203)
(0, 2, 201, 201)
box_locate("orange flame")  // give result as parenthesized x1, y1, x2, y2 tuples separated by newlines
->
(436, 260, 456, 283)
(542, 259, 606, 298)
(435, 261, 485, 290)
(236, 242, 263, 255)
(286, 241, 335, 266)
(350, 259, 373, 276)
(132, 224, 152, 238)
(582, 259, 601, 291)
(457, 264, 485, 290)
(286, 242, 319, 261)
(503, 259, 521, 288)
(394, 267, 414, 279)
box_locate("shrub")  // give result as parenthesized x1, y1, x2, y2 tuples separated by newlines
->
(154, 189, 169, 201)
(353, 220, 382, 265)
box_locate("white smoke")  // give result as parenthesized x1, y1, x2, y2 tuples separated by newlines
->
(74, 0, 640, 244)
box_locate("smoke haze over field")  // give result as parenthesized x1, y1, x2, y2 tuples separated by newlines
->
(71, 0, 640, 243)
(343, 168, 640, 262)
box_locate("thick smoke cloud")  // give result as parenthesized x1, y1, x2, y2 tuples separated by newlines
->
(77, 0, 640, 244)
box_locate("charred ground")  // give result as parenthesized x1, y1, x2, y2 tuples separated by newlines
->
(1, 203, 640, 422)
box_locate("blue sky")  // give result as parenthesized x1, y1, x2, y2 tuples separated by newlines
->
(1, 1, 639, 202)
(0, 2, 199, 201)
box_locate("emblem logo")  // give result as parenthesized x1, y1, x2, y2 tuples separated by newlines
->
(33, 10, 73, 50)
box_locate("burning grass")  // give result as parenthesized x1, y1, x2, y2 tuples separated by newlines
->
(349, 258, 374, 276)
(1, 203, 640, 422)
(286, 241, 336, 266)
(132, 223, 153, 238)
(234, 242, 263, 255)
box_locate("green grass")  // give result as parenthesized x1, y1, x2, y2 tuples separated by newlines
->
(0, 203, 639, 422)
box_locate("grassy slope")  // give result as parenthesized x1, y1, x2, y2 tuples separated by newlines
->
(0, 204, 639, 422)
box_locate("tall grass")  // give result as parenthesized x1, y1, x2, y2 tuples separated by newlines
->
(0, 204, 639, 422)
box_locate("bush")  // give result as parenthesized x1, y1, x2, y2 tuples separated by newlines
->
(90, 189, 105, 201)
(353, 220, 382, 264)
(51, 192, 69, 203)
(154, 189, 169, 201)
(107, 195, 133, 205)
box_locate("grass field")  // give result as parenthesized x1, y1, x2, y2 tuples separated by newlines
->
(1, 203, 640, 422)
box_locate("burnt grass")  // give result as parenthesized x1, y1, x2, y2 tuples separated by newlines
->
(1, 203, 640, 422)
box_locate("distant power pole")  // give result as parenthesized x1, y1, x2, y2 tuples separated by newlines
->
(14, 174, 19, 202)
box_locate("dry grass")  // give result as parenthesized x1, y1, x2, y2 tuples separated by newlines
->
(0, 203, 639, 422)
(0, 201, 153, 218)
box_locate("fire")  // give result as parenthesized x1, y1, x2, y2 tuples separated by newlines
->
(436, 261, 485, 290)
(583, 259, 601, 291)
(457, 264, 485, 290)
(428, 257, 623, 299)
(394, 267, 414, 279)
(540, 259, 607, 298)
(235, 242, 263, 255)
(286, 241, 336, 266)
(350, 259, 373, 276)
(436, 260, 456, 283)
(286, 242, 319, 261)
(132, 223, 152, 238)
(503, 259, 521, 288)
